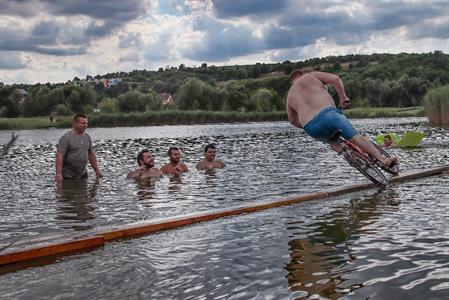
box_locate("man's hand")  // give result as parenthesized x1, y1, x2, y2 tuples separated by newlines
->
(340, 98, 350, 109)
(95, 170, 103, 179)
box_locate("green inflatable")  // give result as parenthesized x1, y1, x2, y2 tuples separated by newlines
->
(375, 131, 425, 148)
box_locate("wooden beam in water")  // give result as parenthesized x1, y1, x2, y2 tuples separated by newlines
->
(0, 165, 448, 269)
(0, 236, 104, 266)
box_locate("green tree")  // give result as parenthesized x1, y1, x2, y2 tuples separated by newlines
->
(250, 88, 274, 112)
(99, 97, 119, 113)
(54, 103, 72, 116)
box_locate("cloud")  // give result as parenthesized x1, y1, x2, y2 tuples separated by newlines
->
(182, 16, 262, 61)
(0, 52, 27, 69)
(1, 0, 448, 84)
(212, 0, 289, 18)
(0, 0, 148, 56)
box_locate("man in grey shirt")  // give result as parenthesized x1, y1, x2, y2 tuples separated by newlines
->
(55, 113, 102, 183)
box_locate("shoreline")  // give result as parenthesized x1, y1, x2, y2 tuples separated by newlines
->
(0, 107, 425, 131)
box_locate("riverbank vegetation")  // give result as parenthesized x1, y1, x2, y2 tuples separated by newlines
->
(0, 52, 447, 125)
(0, 107, 426, 130)
(424, 85, 449, 126)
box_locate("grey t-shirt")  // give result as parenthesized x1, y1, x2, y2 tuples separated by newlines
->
(57, 131, 93, 178)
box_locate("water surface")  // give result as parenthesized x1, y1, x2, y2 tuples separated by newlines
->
(1, 118, 448, 299)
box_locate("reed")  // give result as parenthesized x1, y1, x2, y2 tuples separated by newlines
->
(0, 107, 427, 130)
(424, 85, 449, 126)
(344, 107, 425, 119)
(88, 110, 287, 127)
(1, 132, 19, 157)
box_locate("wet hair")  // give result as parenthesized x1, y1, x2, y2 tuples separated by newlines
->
(167, 147, 180, 156)
(289, 69, 304, 83)
(137, 149, 150, 166)
(73, 113, 87, 122)
(204, 144, 216, 153)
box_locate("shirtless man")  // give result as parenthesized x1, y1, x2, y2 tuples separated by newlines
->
(160, 147, 188, 176)
(383, 135, 396, 148)
(286, 70, 397, 167)
(127, 149, 163, 180)
(195, 144, 225, 170)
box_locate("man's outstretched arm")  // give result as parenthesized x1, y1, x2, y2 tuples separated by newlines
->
(310, 72, 349, 106)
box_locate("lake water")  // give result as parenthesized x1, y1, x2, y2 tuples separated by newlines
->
(1, 118, 448, 299)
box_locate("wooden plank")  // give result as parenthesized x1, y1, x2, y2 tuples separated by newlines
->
(0, 236, 104, 266)
(1, 165, 448, 269)
(73, 166, 449, 242)
(96, 192, 329, 241)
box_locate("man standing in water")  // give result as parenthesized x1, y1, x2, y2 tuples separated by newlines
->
(55, 113, 102, 183)
(195, 144, 225, 170)
(161, 147, 188, 176)
(286, 70, 397, 167)
(127, 149, 163, 179)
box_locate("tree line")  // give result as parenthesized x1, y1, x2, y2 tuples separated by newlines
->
(0, 51, 447, 118)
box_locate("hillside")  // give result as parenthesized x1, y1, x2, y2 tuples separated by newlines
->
(0, 51, 447, 117)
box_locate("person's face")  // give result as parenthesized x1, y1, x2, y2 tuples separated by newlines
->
(140, 152, 155, 168)
(384, 137, 392, 146)
(169, 150, 181, 164)
(73, 117, 88, 133)
(205, 148, 216, 161)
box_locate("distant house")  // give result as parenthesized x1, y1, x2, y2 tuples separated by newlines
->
(161, 93, 173, 106)
(102, 78, 122, 88)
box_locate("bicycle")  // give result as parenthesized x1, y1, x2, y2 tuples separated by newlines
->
(328, 129, 399, 187)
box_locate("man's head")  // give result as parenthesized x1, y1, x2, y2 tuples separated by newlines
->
(137, 149, 155, 168)
(384, 135, 393, 147)
(167, 147, 182, 164)
(72, 113, 88, 134)
(204, 144, 217, 161)
(289, 69, 304, 84)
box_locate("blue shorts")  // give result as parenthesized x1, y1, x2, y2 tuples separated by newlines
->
(303, 107, 358, 142)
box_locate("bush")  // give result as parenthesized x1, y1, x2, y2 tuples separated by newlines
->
(99, 97, 119, 114)
(424, 85, 449, 126)
(54, 104, 72, 116)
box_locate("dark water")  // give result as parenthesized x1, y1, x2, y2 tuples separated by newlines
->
(1, 118, 448, 299)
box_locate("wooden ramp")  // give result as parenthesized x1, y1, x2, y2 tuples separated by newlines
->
(1, 165, 448, 272)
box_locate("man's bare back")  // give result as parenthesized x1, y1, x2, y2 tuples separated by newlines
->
(286, 71, 349, 128)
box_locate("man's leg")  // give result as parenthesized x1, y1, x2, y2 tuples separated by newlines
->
(330, 142, 343, 153)
(349, 135, 397, 166)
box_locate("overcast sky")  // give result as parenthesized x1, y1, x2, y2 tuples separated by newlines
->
(0, 0, 448, 84)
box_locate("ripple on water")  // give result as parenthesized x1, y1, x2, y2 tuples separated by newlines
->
(1, 119, 449, 299)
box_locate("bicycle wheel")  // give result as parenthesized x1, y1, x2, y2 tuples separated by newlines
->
(370, 141, 399, 175)
(342, 148, 388, 187)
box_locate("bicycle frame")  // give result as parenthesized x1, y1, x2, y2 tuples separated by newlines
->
(340, 138, 372, 162)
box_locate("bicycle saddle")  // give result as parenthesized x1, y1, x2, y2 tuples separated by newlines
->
(328, 129, 342, 142)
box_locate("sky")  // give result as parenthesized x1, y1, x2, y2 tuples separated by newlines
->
(0, 0, 448, 84)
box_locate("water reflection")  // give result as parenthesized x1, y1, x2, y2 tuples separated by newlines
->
(55, 179, 99, 230)
(285, 189, 402, 298)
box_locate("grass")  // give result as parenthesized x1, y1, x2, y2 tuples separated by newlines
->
(424, 85, 449, 126)
(0, 116, 70, 130)
(0, 107, 426, 130)
(344, 106, 425, 119)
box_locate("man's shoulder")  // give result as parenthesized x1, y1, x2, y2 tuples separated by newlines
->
(60, 130, 74, 139)
(195, 160, 205, 169)
(127, 169, 140, 179)
(160, 164, 171, 172)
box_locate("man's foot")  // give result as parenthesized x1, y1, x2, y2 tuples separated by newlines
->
(382, 156, 398, 168)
